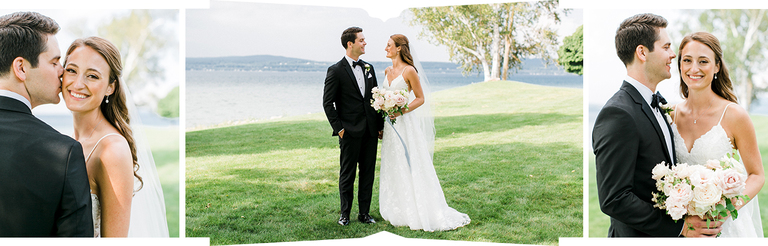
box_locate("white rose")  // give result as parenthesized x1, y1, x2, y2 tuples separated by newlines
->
(672, 163, 694, 179)
(705, 159, 722, 170)
(652, 162, 671, 180)
(384, 98, 396, 109)
(690, 182, 723, 216)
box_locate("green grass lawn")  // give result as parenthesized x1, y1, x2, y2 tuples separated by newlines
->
(588, 115, 768, 237)
(186, 81, 582, 245)
(145, 126, 180, 237)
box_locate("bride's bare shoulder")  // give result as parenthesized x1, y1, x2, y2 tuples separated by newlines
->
(96, 133, 132, 170)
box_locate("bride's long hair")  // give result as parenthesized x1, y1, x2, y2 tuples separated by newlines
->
(65, 37, 143, 190)
(391, 34, 418, 73)
(677, 32, 737, 103)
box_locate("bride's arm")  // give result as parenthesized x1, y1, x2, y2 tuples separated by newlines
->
(725, 104, 764, 210)
(402, 66, 423, 112)
(96, 136, 135, 237)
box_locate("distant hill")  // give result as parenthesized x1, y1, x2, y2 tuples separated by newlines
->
(186, 55, 571, 75)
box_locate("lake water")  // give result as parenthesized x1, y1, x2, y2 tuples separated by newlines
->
(185, 70, 583, 128)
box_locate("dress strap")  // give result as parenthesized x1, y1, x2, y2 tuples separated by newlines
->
(86, 133, 122, 162)
(673, 104, 679, 124)
(718, 102, 736, 125)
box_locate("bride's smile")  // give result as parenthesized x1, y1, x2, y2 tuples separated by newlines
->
(62, 46, 114, 113)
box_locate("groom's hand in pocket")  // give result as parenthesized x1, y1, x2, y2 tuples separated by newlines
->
(378, 131, 383, 139)
(681, 215, 723, 237)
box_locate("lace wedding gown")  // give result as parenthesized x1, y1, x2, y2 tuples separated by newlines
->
(673, 103, 763, 237)
(378, 71, 470, 232)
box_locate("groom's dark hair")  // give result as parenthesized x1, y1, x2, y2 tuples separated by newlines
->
(341, 27, 363, 49)
(0, 12, 60, 77)
(615, 13, 667, 66)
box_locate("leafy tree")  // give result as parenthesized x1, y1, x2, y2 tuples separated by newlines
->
(410, 1, 565, 81)
(157, 86, 179, 118)
(680, 9, 768, 111)
(557, 25, 583, 75)
(96, 10, 178, 110)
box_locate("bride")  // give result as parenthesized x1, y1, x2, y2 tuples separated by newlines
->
(378, 34, 470, 231)
(61, 36, 169, 237)
(671, 32, 764, 237)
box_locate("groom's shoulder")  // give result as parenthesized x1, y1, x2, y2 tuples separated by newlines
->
(21, 116, 79, 145)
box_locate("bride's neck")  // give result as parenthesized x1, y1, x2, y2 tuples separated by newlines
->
(72, 109, 107, 141)
(686, 88, 718, 111)
(390, 57, 405, 69)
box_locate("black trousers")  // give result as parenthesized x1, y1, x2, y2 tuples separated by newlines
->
(338, 130, 378, 217)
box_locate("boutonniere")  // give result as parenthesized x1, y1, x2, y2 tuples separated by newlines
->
(660, 103, 674, 122)
(364, 64, 371, 74)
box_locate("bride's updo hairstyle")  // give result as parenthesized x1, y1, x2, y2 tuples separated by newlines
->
(65, 36, 143, 190)
(390, 34, 417, 73)
(678, 32, 737, 103)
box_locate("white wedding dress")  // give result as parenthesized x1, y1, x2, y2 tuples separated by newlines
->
(378, 70, 470, 232)
(672, 102, 763, 237)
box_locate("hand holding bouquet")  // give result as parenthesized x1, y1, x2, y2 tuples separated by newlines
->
(371, 87, 409, 124)
(651, 150, 749, 224)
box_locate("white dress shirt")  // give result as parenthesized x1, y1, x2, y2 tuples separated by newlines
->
(0, 89, 32, 110)
(345, 55, 366, 96)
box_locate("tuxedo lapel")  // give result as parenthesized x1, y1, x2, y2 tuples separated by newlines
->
(360, 60, 372, 98)
(340, 58, 364, 101)
(622, 82, 673, 164)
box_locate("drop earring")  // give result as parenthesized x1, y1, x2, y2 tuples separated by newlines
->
(105, 96, 109, 104)
(714, 74, 717, 80)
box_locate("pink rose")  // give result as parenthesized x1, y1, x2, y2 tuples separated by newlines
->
(394, 94, 407, 107)
(372, 98, 383, 110)
(717, 168, 747, 198)
(666, 200, 688, 220)
(689, 167, 717, 188)
(665, 182, 694, 220)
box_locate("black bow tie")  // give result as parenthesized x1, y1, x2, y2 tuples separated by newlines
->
(651, 92, 667, 109)
(352, 60, 364, 68)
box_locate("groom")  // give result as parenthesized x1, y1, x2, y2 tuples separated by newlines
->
(593, 13, 723, 237)
(323, 26, 384, 226)
(0, 12, 93, 236)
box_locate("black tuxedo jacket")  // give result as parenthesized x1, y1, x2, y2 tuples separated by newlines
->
(323, 57, 384, 138)
(0, 96, 93, 237)
(592, 81, 681, 237)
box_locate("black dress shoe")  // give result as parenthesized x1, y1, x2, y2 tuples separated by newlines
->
(338, 215, 350, 226)
(358, 213, 376, 224)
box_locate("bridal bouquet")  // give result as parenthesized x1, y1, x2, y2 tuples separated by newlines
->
(651, 150, 749, 222)
(371, 87, 408, 124)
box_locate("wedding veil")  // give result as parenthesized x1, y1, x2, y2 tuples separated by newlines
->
(408, 44, 436, 158)
(124, 84, 170, 237)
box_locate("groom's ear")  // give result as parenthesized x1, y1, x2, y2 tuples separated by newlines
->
(11, 57, 27, 82)
(635, 45, 648, 63)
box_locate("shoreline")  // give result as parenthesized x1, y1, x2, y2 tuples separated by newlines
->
(186, 80, 583, 131)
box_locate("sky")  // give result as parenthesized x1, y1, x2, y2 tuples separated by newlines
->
(186, 1, 584, 62)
